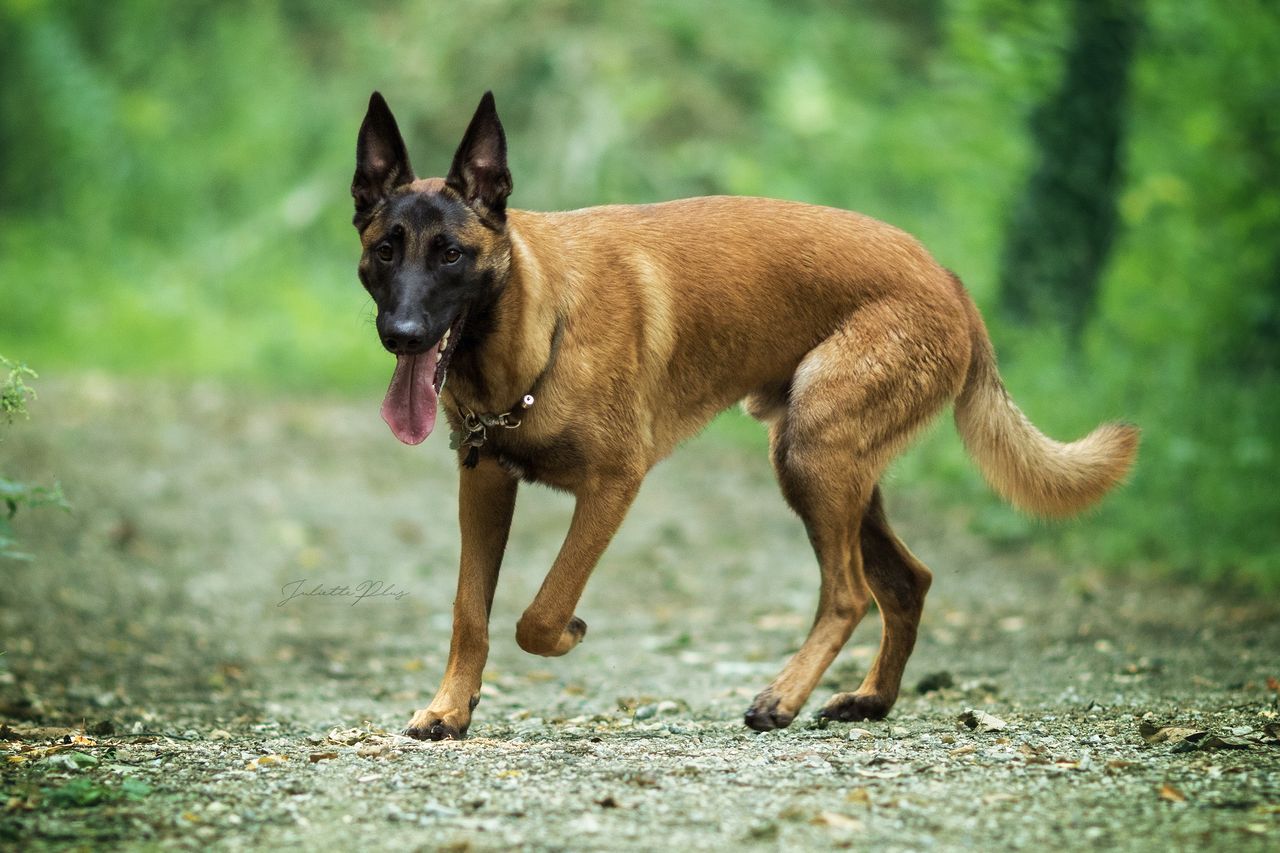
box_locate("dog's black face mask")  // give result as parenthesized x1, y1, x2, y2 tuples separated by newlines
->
(351, 91, 513, 444)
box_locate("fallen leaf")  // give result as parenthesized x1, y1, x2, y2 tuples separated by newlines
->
(959, 709, 1007, 732)
(328, 727, 369, 745)
(309, 751, 339, 763)
(777, 804, 808, 822)
(1122, 658, 1162, 675)
(1105, 759, 1136, 772)
(2, 726, 74, 742)
(1199, 735, 1253, 751)
(46, 751, 98, 770)
(845, 788, 872, 806)
(982, 792, 1021, 806)
(1139, 724, 1206, 745)
(813, 811, 864, 830)
(357, 741, 389, 758)
(949, 744, 977, 757)
(854, 766, 902, 779)
(1158, 784, 1187, 804)
(5, 793, 36, 812)
(246, 754, 288, 770)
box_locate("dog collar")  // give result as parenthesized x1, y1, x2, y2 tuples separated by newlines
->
(449, 317, 564, 468)
(452, 395, 535, 467)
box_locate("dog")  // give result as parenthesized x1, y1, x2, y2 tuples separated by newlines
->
(350, 91, 1139, 740)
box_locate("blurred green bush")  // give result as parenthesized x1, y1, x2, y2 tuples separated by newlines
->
(0, 0, 1275, 586)
(1, 356, 68, 559)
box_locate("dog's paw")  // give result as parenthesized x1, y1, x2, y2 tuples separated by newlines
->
(817, 691, 893, 722)
(402, 709, 470, 742)
(516, 613, 588, 656)
(743, 690, 797, 732)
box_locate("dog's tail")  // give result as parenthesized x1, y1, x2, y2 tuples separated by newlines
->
(951, 282, 1139, 518)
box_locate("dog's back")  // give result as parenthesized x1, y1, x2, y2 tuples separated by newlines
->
(508, 195, 972, 455)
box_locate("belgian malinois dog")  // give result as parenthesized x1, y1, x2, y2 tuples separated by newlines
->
(351, 92, 1138, 740)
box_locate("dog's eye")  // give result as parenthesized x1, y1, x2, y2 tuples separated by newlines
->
(442, 248, 462, 265)
(375, 243, 394, 263)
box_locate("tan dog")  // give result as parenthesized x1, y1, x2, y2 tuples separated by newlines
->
(350, 91, 1139, 740)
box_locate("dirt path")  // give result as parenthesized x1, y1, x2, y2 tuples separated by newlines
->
(2, 377, 1277, 851)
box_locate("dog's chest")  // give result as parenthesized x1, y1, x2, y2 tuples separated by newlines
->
(489, 429, 588, 491)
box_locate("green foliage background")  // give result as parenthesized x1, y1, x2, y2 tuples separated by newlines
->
(1, 0, 1276, 586)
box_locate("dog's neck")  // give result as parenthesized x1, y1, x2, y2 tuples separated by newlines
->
(443, 211, 561, 416)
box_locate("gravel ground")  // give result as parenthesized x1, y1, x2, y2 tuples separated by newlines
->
(1, 377, 1277, 851)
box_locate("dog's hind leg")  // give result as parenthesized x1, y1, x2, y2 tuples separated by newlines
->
(743, 301, 964, 731)
(743, 409, 873, 731)
(819, 486, 932, 722)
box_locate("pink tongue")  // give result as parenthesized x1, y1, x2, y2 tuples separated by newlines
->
(380, 348, 440, 445)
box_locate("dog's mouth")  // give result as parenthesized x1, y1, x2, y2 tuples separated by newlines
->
(380, 313, 465, 445)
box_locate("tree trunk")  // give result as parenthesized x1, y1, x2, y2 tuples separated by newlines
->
(998, 0, 1142, 338)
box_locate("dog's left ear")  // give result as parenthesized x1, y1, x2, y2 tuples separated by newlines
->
(352, 92, 414, 230)
(446, 91, 513, 221)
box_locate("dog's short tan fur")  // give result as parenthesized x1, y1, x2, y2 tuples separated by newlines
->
(350, 92, 1139, 740)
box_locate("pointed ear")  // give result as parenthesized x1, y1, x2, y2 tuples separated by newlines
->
(445, 91, 513, 220)
(351, 92, 414, 229)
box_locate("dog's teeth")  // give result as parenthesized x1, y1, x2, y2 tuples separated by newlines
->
(436, 350, 443, 362)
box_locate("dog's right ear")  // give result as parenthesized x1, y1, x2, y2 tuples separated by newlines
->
(352, 92, 414, 230)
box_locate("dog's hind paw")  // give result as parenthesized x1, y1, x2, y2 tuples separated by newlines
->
(817, 691, 893, 722)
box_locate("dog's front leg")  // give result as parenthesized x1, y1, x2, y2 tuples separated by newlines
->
(515, 473, 642, 657)
(404, 459, 517, 741)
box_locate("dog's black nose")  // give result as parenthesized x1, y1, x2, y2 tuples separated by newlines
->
(381, 318, 429, 355)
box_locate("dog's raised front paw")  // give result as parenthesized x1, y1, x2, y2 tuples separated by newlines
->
(515, 613, 588, 656)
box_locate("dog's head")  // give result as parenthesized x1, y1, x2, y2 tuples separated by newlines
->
(351, 92, 513, 445)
